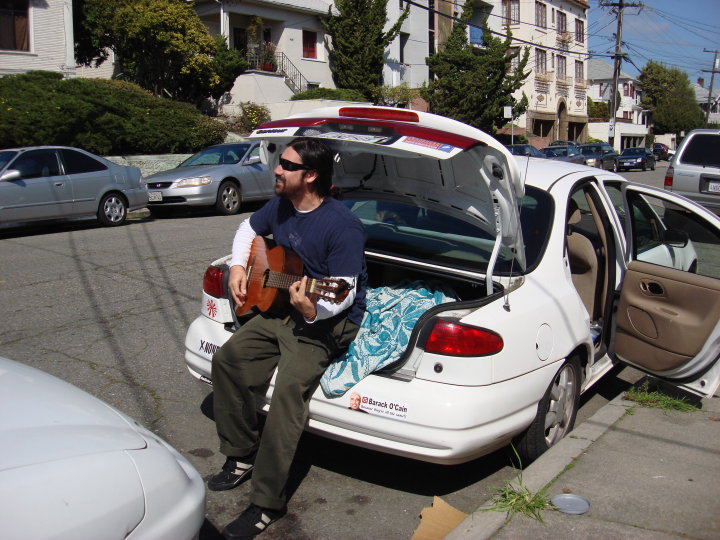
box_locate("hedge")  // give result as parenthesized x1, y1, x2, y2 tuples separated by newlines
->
(0, 71, 227, 155)
(290, 87, 367, 102)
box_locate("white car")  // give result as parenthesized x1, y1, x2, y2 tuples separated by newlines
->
(0, 357, 205, 539)
(185, 106, 720, 465)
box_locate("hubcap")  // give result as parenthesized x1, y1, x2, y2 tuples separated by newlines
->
(221, 186, 239, 212)
(104, 196, 125, 223)
(543, 364, 577, 447)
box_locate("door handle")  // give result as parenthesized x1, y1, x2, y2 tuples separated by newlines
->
(54, 182, 65, 187)
(640, 280, 664, 296)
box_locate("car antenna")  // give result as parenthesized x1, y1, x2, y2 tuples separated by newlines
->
(503, 155, 531, 312)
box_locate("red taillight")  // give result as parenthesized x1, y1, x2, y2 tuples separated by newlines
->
(339, 107, 420, 123)
(664, 166, 674, 187)
(203, 266, 226, 298)
(424, 320, 504, 356)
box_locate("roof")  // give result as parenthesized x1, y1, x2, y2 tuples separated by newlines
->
(692, 83, 720, 104)
(587, 59, 635, 82)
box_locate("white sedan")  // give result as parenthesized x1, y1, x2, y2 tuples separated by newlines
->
(0, 357, 205, 539)
(185, 106, 720, 465)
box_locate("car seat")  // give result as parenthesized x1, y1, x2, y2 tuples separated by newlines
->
(566, 199, 599, 321)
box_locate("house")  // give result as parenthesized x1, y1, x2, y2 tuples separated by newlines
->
(464, 0, 590, 148)
(0, 0, 75, 77)
(192, 0, 431, 117)
(586, 58, 649, 150)
(694, 78, 720, 126)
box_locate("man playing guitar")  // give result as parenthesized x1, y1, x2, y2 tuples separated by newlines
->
(208, 137, 367, 539)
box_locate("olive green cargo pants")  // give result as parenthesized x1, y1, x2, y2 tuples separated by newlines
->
(211, 310, 359, 510)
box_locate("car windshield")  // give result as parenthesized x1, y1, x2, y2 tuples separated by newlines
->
(0, 151, 18, 170)
(544, 147, 567, 157)
(580, 146, 601, 155)
(342, 186, 552, 275)
(179, 144, 250, 167)
(681, 134, 720, 167)
(621, 148, 642, 155)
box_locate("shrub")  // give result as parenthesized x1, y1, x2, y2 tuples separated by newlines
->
(237, 102, 272, 132)
(290, 87, 367, 102)
(371, 84, 418, 107)
(0, 71, 227, 154)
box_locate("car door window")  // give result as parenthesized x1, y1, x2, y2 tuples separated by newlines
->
(626, 191, 720, 278)
(10, 150, 61, 179)
(60, 149, 107, 174)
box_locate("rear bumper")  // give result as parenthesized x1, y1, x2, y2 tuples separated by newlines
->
(184, 315, 558, 465)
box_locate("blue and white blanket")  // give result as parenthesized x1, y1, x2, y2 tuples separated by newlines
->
(320, 280, 458, 397)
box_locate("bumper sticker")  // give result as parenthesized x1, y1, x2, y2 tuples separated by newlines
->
(350, 392, 409, 420)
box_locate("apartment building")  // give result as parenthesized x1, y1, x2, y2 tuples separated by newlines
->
(587, 58, 649, 150)
(463, 0, 589, 147)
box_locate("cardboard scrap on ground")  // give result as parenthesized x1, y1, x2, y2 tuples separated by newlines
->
(411, 496, 468, 540)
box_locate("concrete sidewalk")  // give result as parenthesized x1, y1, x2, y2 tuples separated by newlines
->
(448, 388, 720, 539)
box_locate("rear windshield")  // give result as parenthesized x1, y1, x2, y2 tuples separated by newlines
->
(580, 146, 600, 155)
(680, 134, 720, 167)
(342, 185, 552, 275)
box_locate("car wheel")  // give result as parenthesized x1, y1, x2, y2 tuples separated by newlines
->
(642, 163, 647, 171)
(612, 161, 618, 172)
(651, 161, 656, 171)
(97, 192, 127, 226)
(514, 357, 581, 463)
(215, 181, 241, 215)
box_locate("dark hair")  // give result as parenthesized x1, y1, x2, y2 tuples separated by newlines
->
(287, 137, 334, 197)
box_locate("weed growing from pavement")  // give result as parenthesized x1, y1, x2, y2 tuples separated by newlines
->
(624, 381, 697, 412)
(485, 446, 555, 522)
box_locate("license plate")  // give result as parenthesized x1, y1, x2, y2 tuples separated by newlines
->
(708, 182, 720, 193)
(148, 191, 163, 202)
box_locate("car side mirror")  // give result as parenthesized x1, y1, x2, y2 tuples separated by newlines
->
(0, 169, 21, 182)
(662, 229, 689, 248)
(245, 155, 261, 165)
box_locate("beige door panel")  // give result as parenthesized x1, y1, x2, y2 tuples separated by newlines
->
(615, 261, 720, 371)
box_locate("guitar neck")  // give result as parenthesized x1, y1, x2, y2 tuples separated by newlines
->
(265, 270, 321, 294)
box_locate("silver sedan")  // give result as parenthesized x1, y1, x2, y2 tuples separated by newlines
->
(0, 146, 148, 226)
(145, 142, 275, 216)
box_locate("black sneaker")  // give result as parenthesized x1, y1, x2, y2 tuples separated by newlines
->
(222, 503, 287, 539)
(208, 456, 254, 492)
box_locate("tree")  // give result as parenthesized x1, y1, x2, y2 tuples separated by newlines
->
(322, 0, 409, 99)
(74, 0, 247, 105)
(421, 0, 529, 134)
(639, 61, 703, 135)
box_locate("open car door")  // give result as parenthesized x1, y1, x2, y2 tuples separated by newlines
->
(611, 184, 720, 397)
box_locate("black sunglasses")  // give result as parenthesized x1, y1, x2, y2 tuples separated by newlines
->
(279, 157, 309, 172)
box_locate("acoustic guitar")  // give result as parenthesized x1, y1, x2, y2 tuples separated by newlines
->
(235, 236, 352, 316)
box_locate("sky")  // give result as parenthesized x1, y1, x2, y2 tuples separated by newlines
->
(587, 0, 720, 85)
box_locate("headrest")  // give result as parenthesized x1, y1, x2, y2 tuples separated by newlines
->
(567, 199, 581, 225)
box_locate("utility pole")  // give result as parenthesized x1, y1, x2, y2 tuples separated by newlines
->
(702, 49, 720, 128)
(600, 0, 641, 149)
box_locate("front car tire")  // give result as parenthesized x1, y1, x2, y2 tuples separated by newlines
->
(215, 181, 241, 216)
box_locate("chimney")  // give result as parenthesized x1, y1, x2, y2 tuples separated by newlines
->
(698, 77, 705, 88)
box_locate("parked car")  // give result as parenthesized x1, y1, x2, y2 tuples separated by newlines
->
(145, 142, 274, 216)
(549, 140, 580, 150)
(618, 147, 656, 171)
(505, 144, 545, 158)
(664, 128, 720, 213)
(578, 143, 618, 171)
(653, 142, 670, 161)
(0, 356, 205, 539)
(0, 146, 147, 226)
(540, 145, 587, 164)
(185, 106, 720, 467)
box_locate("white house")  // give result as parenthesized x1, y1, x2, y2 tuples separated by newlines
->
(0, 0, 75, 77)
(586, 58, 649, 150)
(463, 0, 590, 147)
(693, 78, 720, 126)
(192, 0, 431, 117)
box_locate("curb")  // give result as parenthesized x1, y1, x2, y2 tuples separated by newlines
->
(446, 395, 634, 539)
